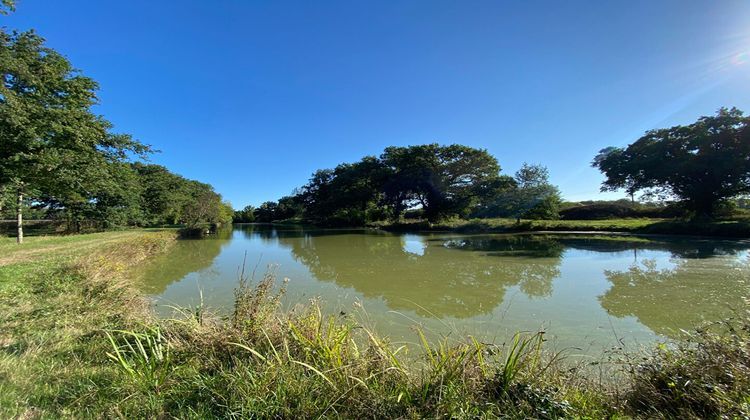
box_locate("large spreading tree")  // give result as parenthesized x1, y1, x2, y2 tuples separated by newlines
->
(255, 144, 563, 225)
(381, 144, 501, 222)
(593, 108, 750, 218)
(0, 30, 150, 242)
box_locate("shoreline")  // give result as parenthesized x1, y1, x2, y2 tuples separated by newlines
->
(238, 217, 750, 240)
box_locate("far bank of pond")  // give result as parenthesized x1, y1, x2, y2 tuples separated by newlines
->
(135, 224, 750, 355)
(372, 217, 750, 238)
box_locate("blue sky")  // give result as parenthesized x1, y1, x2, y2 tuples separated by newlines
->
(5, 1, 750, 208)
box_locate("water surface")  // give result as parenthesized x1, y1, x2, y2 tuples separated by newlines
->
(135, 225, 750, 354)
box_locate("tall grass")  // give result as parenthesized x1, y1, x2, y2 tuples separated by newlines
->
(3, 230, 750, 417)
(101, 266, 750, 418)
(104, 266, 594, 418)
(624, 314, 750, 418)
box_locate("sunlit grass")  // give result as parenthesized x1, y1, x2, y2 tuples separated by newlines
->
(1, 229, 749, 417)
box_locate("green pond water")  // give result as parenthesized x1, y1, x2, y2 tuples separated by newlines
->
(135, 224, 750, 354)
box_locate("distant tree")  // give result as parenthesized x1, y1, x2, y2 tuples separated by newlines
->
(233, 205, 256, 223)
(180, 181, 225, 228)
(218, 201, 234, 225)
(298, 157, 390, 225)
(473, 164, 561, 221)
(511, 164, 562, 220)
(287, 145, 562, 225)
(296, 169, 335, 221)
(381, 144, 501, 222)
(133, 163, 189, 225)
(57, 162, 144, 231)
(254, 201, 280, 223)
(594, 108, 750, 219)
(0, 30, 150, 242)
(471, 174, 518, 217)
(275, 195, 302, 220)
(0, 185, 10, 218)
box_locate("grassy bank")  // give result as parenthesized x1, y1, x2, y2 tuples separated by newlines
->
(1, 231, 749, 418)
(0, 231, 177, 417)
(373, 217, 750, 238)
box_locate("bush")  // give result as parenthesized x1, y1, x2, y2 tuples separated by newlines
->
(560, 201, 686, 220)
(625, 314, 750, 418)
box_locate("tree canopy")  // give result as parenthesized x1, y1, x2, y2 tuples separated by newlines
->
(381, 144, 501, 221)
(593, 108, 750, 218)
(0, 29, 231, 237)
(236, 144, 562, 226)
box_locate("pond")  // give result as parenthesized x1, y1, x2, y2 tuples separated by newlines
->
(135, 224, 750, 355)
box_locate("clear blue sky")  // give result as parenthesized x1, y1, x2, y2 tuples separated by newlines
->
(5, 1, 750, 208)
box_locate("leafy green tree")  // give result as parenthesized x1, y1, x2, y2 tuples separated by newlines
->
(298, 157, 390, 225)
(133, 163, 231, 228)
(275, 195, 303, 220)
(381, 144, 501, 222)
(47, 162, 144, 231)
(0, 30, 149, 242)
(179, 181, 227, 228)
(511, 164, 562, 220)
(593, 108, 750, 218)
(474, 164, 561, 221)
(134, 163, 192, 225)
(254, 201, 280, 223)
(233, 205, 256, 223)
(288, 145, 559, 225)
(218, 200, 234, 225)
(471, 174, 518, 217)
(0, 185, 11, 218)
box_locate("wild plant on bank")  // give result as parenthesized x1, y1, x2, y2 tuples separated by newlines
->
(624, 313, 750, 418)
(103, 268, 590, 418)
(105, 326, 173, 393)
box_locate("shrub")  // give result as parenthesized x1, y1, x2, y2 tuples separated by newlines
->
(625, 314, 750, 418)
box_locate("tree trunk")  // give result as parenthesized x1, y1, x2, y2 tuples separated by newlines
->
(16, 190, 23, 244)
(690, 196, 717, 221)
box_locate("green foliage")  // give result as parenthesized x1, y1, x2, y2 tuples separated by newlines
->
(253, 200, 281, 223)
(298, 156, 389, 225)
(0, 30, 228, 235)
(559, 199, 693, 220)
(233, 204, 256, 223)
(625, 315, 750, 418)
(105, 326, 173, 392)
(285, 149, 563, 226)
(287, 144, 561, 226)
(473, 163, 561, 220)
(594, 108, 750, 218)
(381, 144, 502, 222)
(179, 180, 228, 228)
(0, 30, 151, 229)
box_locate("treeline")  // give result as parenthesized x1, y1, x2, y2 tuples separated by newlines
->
(238, 108, 750, 225)
(559, 198, 749, 221)
(0, 28, 229, 240)
(235, 144, 562, 226)
(0, 162, 232, 230)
